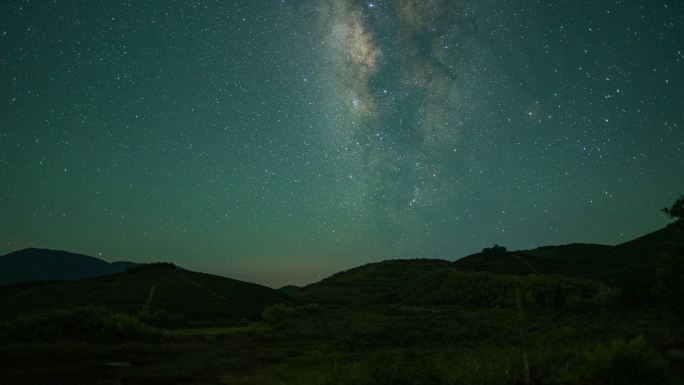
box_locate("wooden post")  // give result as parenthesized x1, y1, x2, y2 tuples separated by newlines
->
(516, 286, 531, 384)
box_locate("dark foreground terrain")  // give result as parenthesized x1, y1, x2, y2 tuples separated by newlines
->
(0, 303, 681, 385)
(1, 223, 683, 385)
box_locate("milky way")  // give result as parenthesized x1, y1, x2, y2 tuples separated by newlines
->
(1, 0, 683, 286)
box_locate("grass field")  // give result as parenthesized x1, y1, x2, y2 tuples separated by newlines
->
(0, 303, 680, 385)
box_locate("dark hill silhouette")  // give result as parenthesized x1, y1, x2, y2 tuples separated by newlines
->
(452, 250, 555, 275)
(2, 225, 680, 319)
(0, 266, 293, 323)
(517, 243, 612, 272)
(453, 225, 683, 280)
(0, 248, 134, 285)
(516, 224, 681, 283)
(297, 257, 607, 308)
(298, 225, 682, 307)
(278, 285, 301, 296)
(298, 259, 451, 305)
(587, 223, 684, 282)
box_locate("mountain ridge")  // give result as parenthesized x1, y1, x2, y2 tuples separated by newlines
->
(0, 248, 135, 285)
(297, 224, 682, 305)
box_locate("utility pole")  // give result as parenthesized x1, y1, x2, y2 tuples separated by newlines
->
(516, 286, 531, 384)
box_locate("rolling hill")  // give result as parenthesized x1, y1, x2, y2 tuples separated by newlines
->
(587, 223, 684, 282)
(1, 224, 679, 322)
(453, 225, 683, 281)
(452, 249, 575, 276)
(297, 259, 451, 305)
(0, 264, 293, 323)
(515, 224, 683, 283)
(516, 243, 613, 273)
(278, 285, 302, 296)
(297, 224, 683, 307)
(0, 248, 135, 285)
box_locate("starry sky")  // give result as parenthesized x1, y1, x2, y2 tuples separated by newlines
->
(1, 0, 683, 287)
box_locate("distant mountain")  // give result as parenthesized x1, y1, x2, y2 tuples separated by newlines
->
(298, 259, 451, 305)
(0, 248, 135, 285)
(278, 285, 301, 296)
(0, 264, 293, 323)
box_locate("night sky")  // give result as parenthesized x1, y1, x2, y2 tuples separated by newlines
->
(1, 1, 683, 287)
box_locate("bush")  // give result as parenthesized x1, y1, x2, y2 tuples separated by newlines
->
(401, 270, 611, 310)
(100, 312, 163, 342)
(583, 335, 668, 385)
(139, 309, 186, 329)
(296, 303, 324, 314)
(570, 286, 621, 309)
(0, 306, 163, 343)
(261, 304, 294, 325)
(0, 306, 108, 342)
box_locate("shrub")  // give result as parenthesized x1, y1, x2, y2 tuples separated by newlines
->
(139, 309, 186, 329)
(261, 304, 294, 325)
(125, 262, 176, 273)
(583, 335, 668, 385)
(0, 306, 163, 343)
(401, 270, 611, 309)
(296, 303, 324, 314)
(100, 312, 163, 342)
(0, 306, 109, 342)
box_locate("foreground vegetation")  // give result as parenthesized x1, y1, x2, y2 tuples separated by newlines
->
(1, 214, 683, 384)
(1, 283, 683, 384)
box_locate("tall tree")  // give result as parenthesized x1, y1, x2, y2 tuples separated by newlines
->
(662, 196, 684, 222)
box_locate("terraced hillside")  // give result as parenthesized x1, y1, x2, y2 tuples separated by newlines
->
(517, 243, 613, 273)
(452, 250, 576, 276)
(298, 259, 451, 305)
(298, 225, 683, 309)
(0, 265, 293, 323)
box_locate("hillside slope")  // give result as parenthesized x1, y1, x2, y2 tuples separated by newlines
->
(298, 259, 451, 305)
(452, 250, 572, 275)
(517, 243, 613, 273)
(0, 266, 293, 323)
(588, 223, 684, 282)
(298, 225, 682, 308)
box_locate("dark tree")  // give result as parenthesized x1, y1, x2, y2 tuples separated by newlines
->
(125, 262, 177, 273)
(482, 244, 507, 254)
(662, 196, 684, 222)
